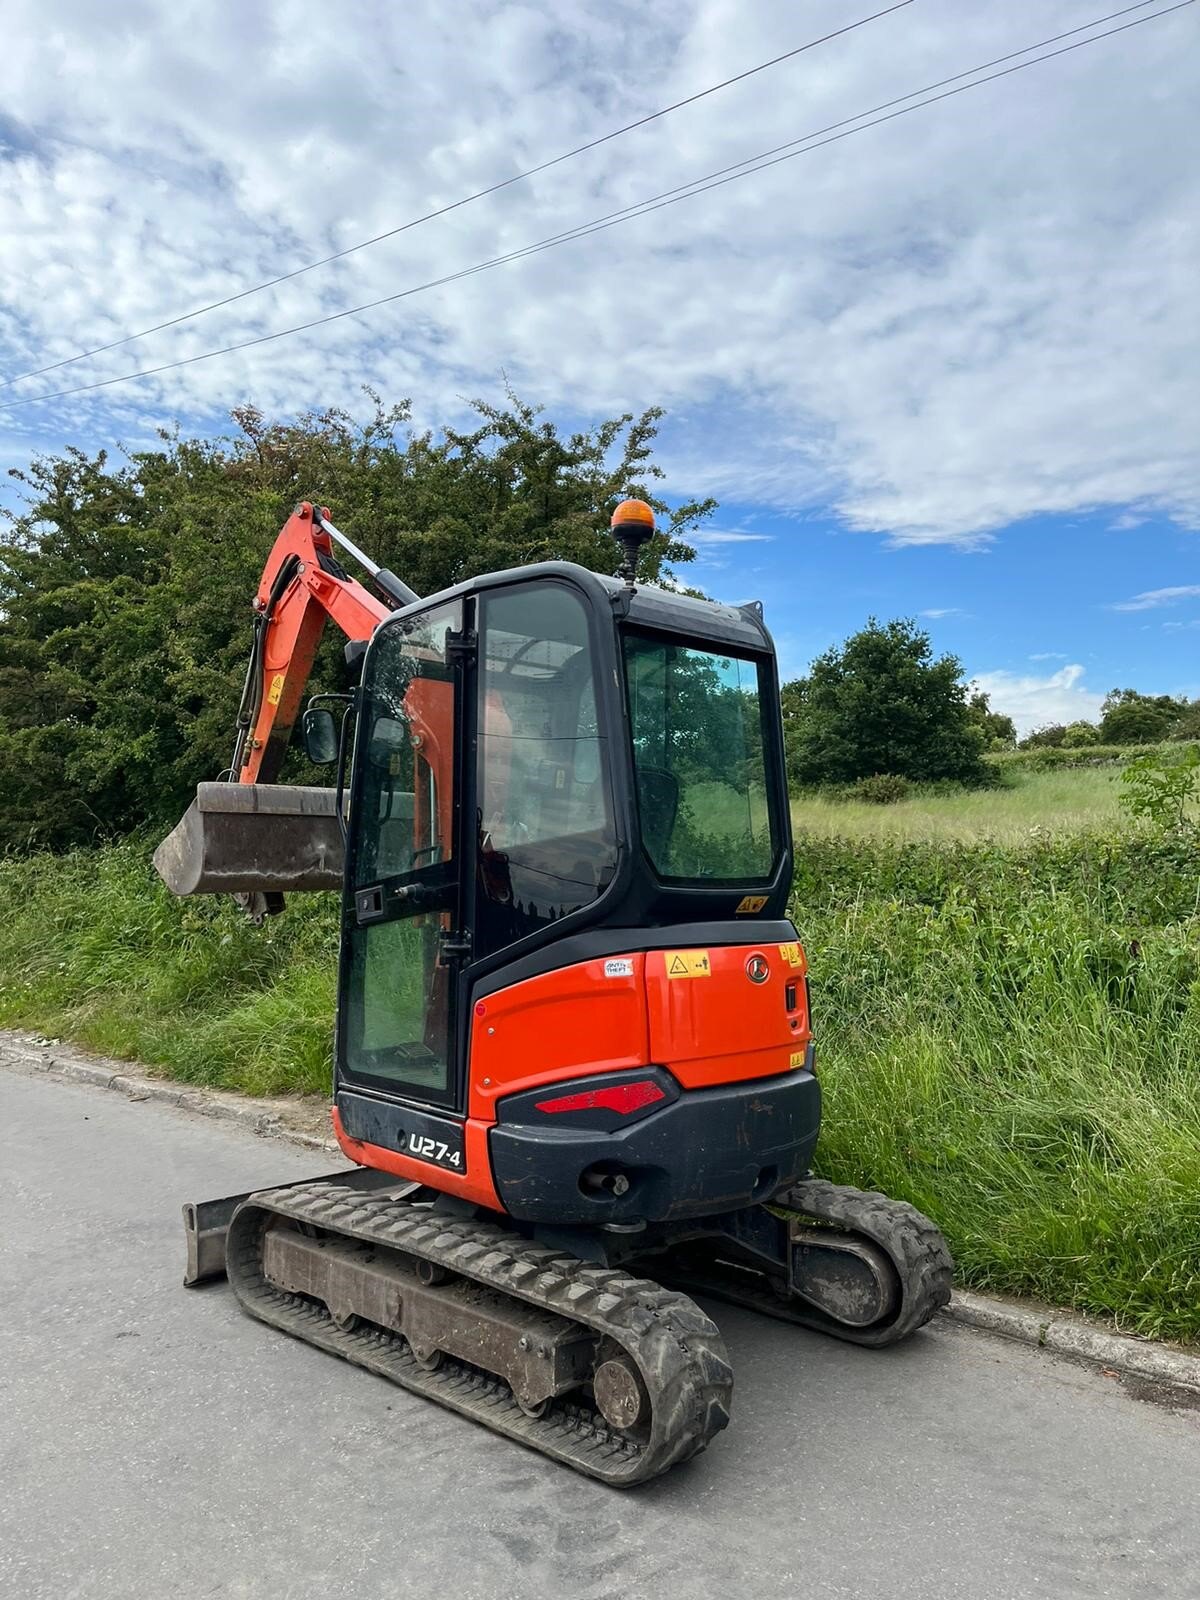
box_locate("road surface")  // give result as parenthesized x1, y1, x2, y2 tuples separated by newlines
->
(2, 1067, 1198, 1600)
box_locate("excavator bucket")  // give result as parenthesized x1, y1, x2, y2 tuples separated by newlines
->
(153, 783, 344, 897)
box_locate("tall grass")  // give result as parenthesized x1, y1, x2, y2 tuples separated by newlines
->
(0, 841, 337, 1095)
(2, 811, 1199, 1341)
(794, 831, 1200, 1342)
(792, 765, 1125, 842)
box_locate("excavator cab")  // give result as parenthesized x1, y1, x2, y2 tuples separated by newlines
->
(160, 499, 951, 1486)
(329, 559, 812, 1223)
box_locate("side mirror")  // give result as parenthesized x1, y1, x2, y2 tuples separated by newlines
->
(302, 706, 339, 766)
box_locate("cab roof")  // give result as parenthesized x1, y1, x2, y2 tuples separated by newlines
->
(383, 559, 775, 658)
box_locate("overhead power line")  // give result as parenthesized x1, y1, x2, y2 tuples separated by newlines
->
(2, 0, 1190, 413)
(459, 1, 1184, 283)
(0, 1, 914, 389)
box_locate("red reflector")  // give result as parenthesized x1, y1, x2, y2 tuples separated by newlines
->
(535, 1081, 667, 1116)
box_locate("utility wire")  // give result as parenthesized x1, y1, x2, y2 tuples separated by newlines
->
(3, 0, 1189, 413)
(0, 1, 914, 388)
(447, 0, 1184, 283)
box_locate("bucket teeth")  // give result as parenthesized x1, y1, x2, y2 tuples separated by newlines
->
(153, 783, 344, 896)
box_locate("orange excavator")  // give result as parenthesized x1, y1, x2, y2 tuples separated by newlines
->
(156, 497, 952, 1485)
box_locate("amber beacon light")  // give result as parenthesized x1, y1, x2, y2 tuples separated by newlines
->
(610, 497, 656, 585)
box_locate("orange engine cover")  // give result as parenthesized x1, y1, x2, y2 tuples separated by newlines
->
(644, 940, 809, 1088)
(468, 940, 810, 1120)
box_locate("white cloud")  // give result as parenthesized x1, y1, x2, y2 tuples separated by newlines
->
(1111, 585, 1200, 612)
(971, 663, 1102, 736)
(919, 607, 961, 618)
(689, 528, 774, 545)
(0, 1, 1197, 547)
(1029, 650, 1068, 661)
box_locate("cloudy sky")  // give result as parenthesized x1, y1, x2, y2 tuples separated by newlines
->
(2, 0, 1197, 730)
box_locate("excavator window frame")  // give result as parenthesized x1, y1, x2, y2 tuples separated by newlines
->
(336, 597, 469, 1111)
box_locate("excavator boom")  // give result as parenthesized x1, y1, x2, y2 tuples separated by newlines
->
(154, 502, 398, 905)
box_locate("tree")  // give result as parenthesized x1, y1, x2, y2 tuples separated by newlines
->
(1168, 699, 1200, 742)
(1020, 723, 1068, 750)
(1099, 688, 1186, 745)
(1061, 720, 1100, 748)
(783, 618, 986, 787)
(966, 690, 1016, 750)
(0, 392, 715, 851)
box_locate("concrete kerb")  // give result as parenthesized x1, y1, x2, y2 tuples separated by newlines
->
(946, 1290, 1200, 1395)
(0, 1028, 339, 1154)
(3, 1027, 1199, 1396)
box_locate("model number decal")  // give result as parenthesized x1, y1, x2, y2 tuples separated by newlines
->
(399, 1127, 465, 1171)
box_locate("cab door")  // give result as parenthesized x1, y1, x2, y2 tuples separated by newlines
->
(337, 600, 468, 1113)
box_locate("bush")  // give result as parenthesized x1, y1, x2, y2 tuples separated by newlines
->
(851, 774, 912, 805)
(990, 741, 1196, 772)
(1100, 689, 1189, 745)
(1120, 744, 1200, 830)
(1021, 723, 1068, 749)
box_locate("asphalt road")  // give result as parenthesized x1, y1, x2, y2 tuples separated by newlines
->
(3, 1068, 1198, 1600)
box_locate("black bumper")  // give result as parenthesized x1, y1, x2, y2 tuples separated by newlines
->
(489, 1055, 821, 1225)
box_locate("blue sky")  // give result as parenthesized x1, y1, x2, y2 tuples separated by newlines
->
(2, 0, 1197, 732)
(688, 500, 1200, 719)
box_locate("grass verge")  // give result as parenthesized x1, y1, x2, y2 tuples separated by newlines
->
(0, 839, 337, 1096)
(2, 825, 1199, 1342)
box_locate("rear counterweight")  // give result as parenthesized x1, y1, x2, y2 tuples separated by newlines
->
(488, 1056, 820, 1225)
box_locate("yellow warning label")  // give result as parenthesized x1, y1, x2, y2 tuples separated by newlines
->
(779, 942, 804, 967)
(266, 672, 286, 708)
(735, 894, 768, 914)
(790, 1050, 806, 1068)
(665, 949, 711, 979)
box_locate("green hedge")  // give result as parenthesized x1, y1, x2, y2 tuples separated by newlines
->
(989, 741, 1200, 771)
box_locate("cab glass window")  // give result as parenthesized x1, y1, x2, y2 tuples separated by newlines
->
(476, 585, 617, 957)
(623, 631, 775, 881)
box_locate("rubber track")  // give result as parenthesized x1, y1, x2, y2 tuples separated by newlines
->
(225, 1182, 732, 1486)
(667, 1179, 954, 1348)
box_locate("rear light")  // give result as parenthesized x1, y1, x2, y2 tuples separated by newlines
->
(535, 1081, 667, 1116)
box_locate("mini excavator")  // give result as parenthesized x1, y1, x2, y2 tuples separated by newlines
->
(156, 497, 952, 1486)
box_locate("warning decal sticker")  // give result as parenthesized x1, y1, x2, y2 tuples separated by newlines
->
(734, 894, 768, 914)
(779, 942, 804, 967)
(665, 950, 711, 979)
(266, 672, 286, 708)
